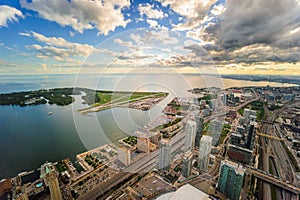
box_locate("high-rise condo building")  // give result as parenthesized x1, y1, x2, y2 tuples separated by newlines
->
(198, 135, 212, 172)
(217, 160, 245, 200)
(194, 116, 204, 148)
(207, 120, 223, 146)
(158, 139, 171, 171)
(40, 162, 63, 200)
(185, 120, 196, 151)
(182, 150, 193, 178)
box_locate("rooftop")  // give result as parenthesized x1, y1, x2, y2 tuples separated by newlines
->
(221, 160, 246, 175)
(131, 174, 171, 198)
(0, 179, 12, 194)
(157, 184, 211, 200)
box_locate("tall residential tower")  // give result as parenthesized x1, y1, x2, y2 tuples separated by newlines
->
(40, 162, 63, 200)
(198, 135, 212, 172)
(158, 139, 171, 171)
(194, 116, 204, 148)
(185, 120, 197, 151)
(217, 160, 245, 200)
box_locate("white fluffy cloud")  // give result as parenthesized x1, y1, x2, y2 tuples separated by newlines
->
(22, 31, 96, 63)
(210, 4, 226, 16)
(0, 5, 24, 27)
(158, 0, 216, 30)
(20, 0, 130, 35)
(146, 19, 160, 28)
(138, 3, 167, 19)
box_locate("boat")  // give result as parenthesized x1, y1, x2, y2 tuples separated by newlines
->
(48, 112, 53, 115)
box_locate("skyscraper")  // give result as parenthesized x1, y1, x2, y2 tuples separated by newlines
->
(246, 122, 256, 150)
(182, 150, 193, 178)
(194, 116, 204, 148)
(185, 120, 196, 151)
(207, 120, 223, 146)
(40, 162, 63, 200)
(217, 160, 245, 200)
(158, 139, 171, 171)
(198, 135, 212, 172)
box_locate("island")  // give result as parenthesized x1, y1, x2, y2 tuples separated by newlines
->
(78, 91, 168, 114)
(0, 88, 168, 113)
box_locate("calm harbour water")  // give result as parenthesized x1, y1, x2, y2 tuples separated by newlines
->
(0, 74, 295, 178)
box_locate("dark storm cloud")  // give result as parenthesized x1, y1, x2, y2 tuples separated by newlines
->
(219, 0, 300, 50)
(184, 0, 300, 65)
(184, 44, 210, 57)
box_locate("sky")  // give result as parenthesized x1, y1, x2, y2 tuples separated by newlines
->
(0, 0, 300, 75)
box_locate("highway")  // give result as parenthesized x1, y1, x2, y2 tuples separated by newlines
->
(246, 167, 300, 195)
(258, 101, 298, 200)
(246, 167, 300, 196)
(259, 121, 272, 200)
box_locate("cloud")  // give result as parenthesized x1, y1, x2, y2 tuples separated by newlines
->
(184, 44, 210, 57)
(31, 31, 95, 56)
(158, 0, 217, 30)
(210, 4, 226, 16)
(178, 0, 300, 66)
(41, 63, 47, 70)
(117, 51, 156, 61)
(146, 19, 160, 28)
(69, 31, 75, 37)
(130, 33, 141, 45)
(21, 31, 96, 63)
(153, 42, 215, 68)
(0, 5, 24, 27)
(114, 38, 134, 48)
(18, 32, 30, 37)
(141, 28, 179, 45)
(138, 3, 167, 19)
(20, 0, 130, 35)
(218, 0, 300, 50)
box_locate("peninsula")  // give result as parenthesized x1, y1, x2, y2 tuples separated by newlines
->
(0, 87, 168, 113)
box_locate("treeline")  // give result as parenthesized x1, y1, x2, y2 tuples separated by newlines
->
(81, 89, 100, 105)
(0, 87, 105, 107)
(0, 87, 96, 106)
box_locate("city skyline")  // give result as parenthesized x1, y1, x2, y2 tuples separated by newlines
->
(0, 0, 299, 75)
(0, 1, 300, 200)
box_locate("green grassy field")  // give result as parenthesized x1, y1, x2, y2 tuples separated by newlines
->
(78, 91, 168, 114)
(95, 91, 167, 106)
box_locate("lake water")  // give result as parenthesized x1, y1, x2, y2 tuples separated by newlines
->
(0, 74, 295, 178)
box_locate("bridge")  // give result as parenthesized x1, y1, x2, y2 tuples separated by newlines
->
(246, 167, 300, 196)
(256, 132, 284, 141)
(256, 119, 279, 124)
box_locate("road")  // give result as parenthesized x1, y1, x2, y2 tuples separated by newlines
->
(203, 91, 259, 123)
(258, 102, 298, 200)
(259, 121, 272, 200)
(246, 167, 300, 196)
(76, 130, 186, 199)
